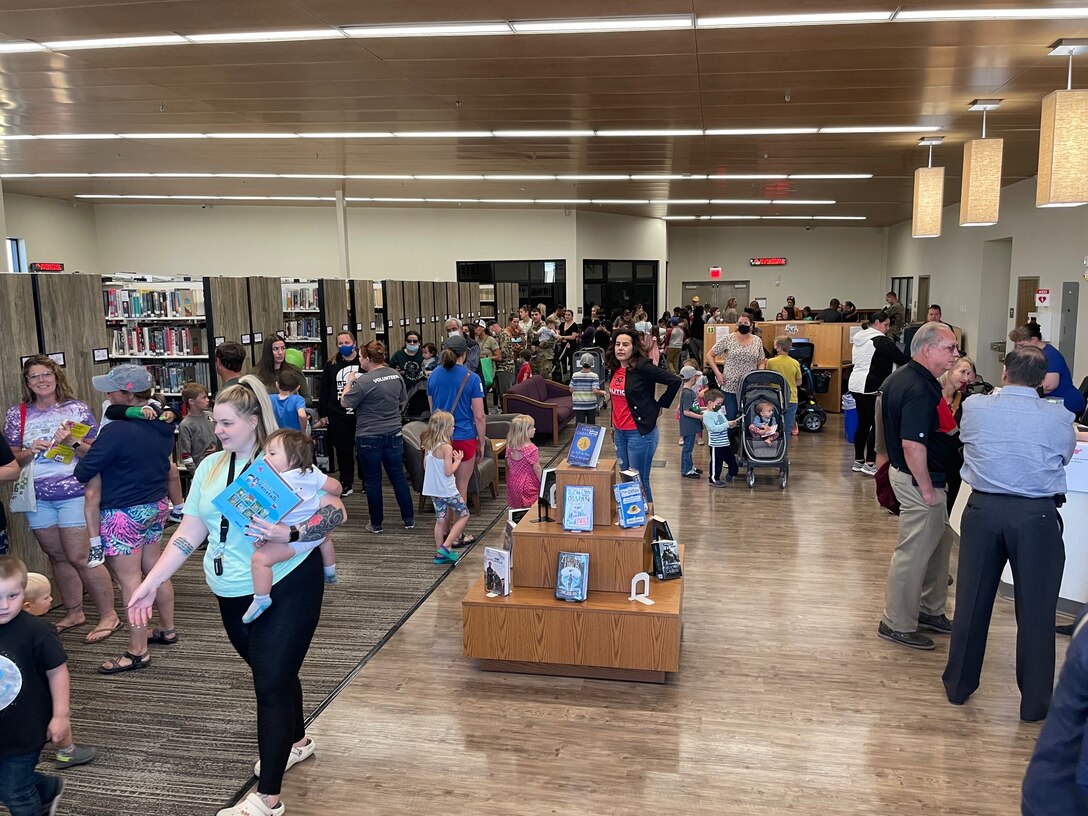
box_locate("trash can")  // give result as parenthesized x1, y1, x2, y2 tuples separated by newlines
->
(842, 394, 858, 443)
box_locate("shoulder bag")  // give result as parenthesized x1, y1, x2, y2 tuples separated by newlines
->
(10, 403, 37, 514)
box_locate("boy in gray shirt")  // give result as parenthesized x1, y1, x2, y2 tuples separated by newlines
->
(178, 382, 218, 473)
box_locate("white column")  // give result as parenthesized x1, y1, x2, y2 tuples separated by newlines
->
(334, 190, 350, 279)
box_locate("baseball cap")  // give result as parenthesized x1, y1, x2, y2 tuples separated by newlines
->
(680, 365, 700, 381)
(579, 353, 595, 367)
(670, 316, 680, 325)
(441, 334, 468, 355)
(92, 364, 153, 393)
(691, 295, 701, 303)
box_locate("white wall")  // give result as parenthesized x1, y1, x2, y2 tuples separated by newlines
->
(4, 193, 101, 274)
(574, 210, 669, 314)
(885, 176, 1088, 380)
(665, 225, 888, 313)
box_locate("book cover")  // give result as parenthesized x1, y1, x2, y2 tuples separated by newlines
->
(44, 422, 92, 465)
(566, 423, 606, 468)
(613, 481, 647, 529)
(651, 539, 683, 581)
(618, 468, 646, 503)
(483, 546, 511, 597)
(555, 551, 589, 602)
(211, 459, 302, 535)
(651, 515, 673, 542)
(561, 485, 594, 532)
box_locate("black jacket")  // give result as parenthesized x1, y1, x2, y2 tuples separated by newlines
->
(318, 353, 362, 420)
(613, 357, 682, 436)
(866, 335, 912, 392)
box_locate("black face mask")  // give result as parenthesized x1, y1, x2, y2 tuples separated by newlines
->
(737, 324, 752, 335)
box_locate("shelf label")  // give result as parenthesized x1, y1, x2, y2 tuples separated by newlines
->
(253, 332, 263, 344)
(214, 336, 225, 347)
(92, 348, 109, 363)
(341, 324, 348, 332)
(241, 334, 251, 344)
(369, 322, 376, 330)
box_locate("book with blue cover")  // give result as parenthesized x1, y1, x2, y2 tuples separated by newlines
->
(555, 551, 589, 602)
(212, 459, 301, 534)
(566, 423, 606, 468)
(614, 481, 647, 528)
(561, 485, 595, 532)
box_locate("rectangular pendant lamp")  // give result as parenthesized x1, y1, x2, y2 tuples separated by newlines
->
(1036, 88, 1088, 207)
(960, 137, 1003, 225)
(913, 166, 944, 237)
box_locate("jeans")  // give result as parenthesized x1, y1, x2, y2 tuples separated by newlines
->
(680, 433, 697, 474)
(356, 433, 415, 529)
(782, 403, 798, 438)
(575, 408, 597, 425)
(0, 750, 61, 816)
(724, 392, 740, 420)
(217, 549, 324, 797)
(613, 426, 660, 503)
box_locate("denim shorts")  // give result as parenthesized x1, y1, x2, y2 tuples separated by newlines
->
(24, 496, 86, 530)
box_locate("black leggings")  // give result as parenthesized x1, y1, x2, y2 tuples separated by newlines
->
(852, 392, 877, 463)
(217, 549, 324, 796)
(327, 414, 360, 490)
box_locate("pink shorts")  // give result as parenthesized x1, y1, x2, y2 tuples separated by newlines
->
(451, 439, 478, 460)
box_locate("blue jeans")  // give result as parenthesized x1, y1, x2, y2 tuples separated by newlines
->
(356, 433, 415, 529)
(782, 403, 798, 438)
(680, 433, 697, 474)
(724, 392, 740, 421)
(613, 426, 660, 503)
(0, 750, 60, 816)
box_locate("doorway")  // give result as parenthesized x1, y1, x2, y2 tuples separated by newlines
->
(584, 259, 658, 319)
(917, 276, 931, 315)
(1015, 276, 1039, 328)
(682, 280, 749, 315)
(890, 276, 914, 323)
(978, 239, 1013, 384)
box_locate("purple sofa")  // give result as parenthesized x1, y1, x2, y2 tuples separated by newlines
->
(502, 375, 574, 444)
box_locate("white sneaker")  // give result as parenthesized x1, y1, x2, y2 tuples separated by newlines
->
(254, 738, 315, 776)
(217, 793, 284, 816)
(861, 462, 878, 476)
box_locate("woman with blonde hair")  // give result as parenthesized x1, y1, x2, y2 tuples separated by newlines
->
(128, 375, 347, 816)
(505, 414, 541, 509)
(421, 410, 470, 564)
(722, 298, 739, 323)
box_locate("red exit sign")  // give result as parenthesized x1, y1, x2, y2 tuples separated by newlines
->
(29, 262, 64, 272)
(709, 266, 722, 278)
(749, 258, 787, 267)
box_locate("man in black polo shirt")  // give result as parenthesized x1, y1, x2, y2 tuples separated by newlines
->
(878, 321, 960, 650)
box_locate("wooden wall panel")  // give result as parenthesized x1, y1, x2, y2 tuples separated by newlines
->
(419, 282, 436, 347)
(37, 274, 110, 423)
(207, 277, 249, 389)
(445, 282, 459, 323)
(401, 280, 422, 347)
(247, 276, 282, 363)
(353, 279, 376, 341)
(321, 278, 350, 342)
(434, 282, 448, 337)
(383, 281, 405, 342)
(0, 275, 49, 575)
(458, 282, 471, 323)
(466, 283, 481, 325)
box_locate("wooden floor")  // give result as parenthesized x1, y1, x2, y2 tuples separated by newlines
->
(278, 415, 1061, 815)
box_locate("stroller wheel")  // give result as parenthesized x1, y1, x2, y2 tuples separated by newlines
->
(779, 471, 788, 489)
(746, 470, 756, 489)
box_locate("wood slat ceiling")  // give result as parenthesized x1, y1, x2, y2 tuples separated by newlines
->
(0, 0, 1085, 225)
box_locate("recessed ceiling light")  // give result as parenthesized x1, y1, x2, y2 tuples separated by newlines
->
(698, 12, 892, 28)
(298, 132, 394, 138)
(821, 125, 940, 133)
(896, 8, 1088, 22)
(492, 130, 596, 138)
(187, 29, 345, 43)
(207, 133, 299, 139)
(918, 136, 945, 146)
(0, 41, 46, 53)
(710, 199, 771, 204)
(511, 15, 692, 33)
(343, 22, 513, 37)
(595, 129, 703, 137)
(789, 173, 874, 179)
(772, 199, 836, 205)
(43, 34, 188, 49)
(708, 174, 788, 180)
(392, 131, 494, 138)
(705, 128, 818, 135)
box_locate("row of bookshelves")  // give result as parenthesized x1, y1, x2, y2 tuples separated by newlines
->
(283, 317, 322, 339)
(109, 325, 204, 358)
(103, 286, 205, 320)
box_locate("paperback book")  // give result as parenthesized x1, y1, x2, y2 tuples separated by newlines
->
(618, 468, 645, 501)
(566, 423, 606, 468)
(561, 485, 595, 532)
(555, 551, 589, 602)
(651, 539, 683, 581)
(212, 459, 302, 534)
(483, 547, 511, 597)
(651, 515, 674, 542)
(613, 481, 647, 529)
(44, 421, 92, 465)
(537, 467, 558, 521)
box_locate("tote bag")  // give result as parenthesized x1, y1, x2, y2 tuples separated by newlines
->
(10, 403, 37, 513)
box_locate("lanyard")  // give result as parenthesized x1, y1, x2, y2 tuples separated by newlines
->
(211, 453, 238, 576)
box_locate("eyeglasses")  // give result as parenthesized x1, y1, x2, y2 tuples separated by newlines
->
(26, 372, 55, 382)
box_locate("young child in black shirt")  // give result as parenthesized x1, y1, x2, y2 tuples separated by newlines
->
(0, 555, 74, 815)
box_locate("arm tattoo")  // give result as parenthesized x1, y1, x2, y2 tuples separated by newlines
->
(172, 537, 197, 556)
(299, 504, 345, 542)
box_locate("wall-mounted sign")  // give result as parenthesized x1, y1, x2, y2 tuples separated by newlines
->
(29, 262, 64, 272)
(749, 258, 787, 267)
(92, 348, 109, 363)
(22, 352, 66, 367)
(1035, 288, 1051, 307)
(709, 266, 722, 278)
(214, 336, 225, 347)
(253, 332, 264, 344)
(241, 334, 252, 344)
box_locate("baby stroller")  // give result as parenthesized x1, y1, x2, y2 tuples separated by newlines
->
(788, 340, 827, 433)
(403, 378, 431, 422)
(739, 369, 790, 489)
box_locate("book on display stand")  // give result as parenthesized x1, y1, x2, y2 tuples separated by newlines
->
(566, 423, 606, 468)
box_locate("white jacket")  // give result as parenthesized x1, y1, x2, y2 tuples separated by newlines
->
(848, 327, 882, 393)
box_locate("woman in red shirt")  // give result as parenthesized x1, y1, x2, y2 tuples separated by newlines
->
(607, 330, 682, 504)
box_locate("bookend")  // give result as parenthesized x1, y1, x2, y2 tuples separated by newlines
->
(629, 571, 655, 606)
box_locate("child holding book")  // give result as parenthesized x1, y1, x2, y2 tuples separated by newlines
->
(516, 350, 533, 384)
(570, 353, 606, 424)
(505, 415, 541, 509)
(271, 367, 309, 434)
(0, 555, 76, 816)
(242, 429, 340, 623)
(421, 411, 469, 565)
(178, 382, 219, 474)
(702, 389, 739, 487)
(749, 400, 779, 445)
(21, 572, 98, 770)
(678, 365, 703, 479)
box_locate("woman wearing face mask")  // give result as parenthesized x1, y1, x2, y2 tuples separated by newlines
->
(317, 332, 361, 494)
(704, 314, 767, 420)
(390, 331, 425, 390)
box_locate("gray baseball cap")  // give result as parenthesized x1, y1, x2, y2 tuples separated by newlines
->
(680, 365, 700, 381)
(91, 364, 153, 393)
(441, 334, 468, 355)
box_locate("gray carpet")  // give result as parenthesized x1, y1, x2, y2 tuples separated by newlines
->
(30, 429, 572, 816)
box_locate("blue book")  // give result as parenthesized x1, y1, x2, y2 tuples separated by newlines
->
(562, 485, 595, 532)
(566, 423, 606, 468)
(614, 481, 647, 528)
(555, 551, 589, 602)
(212, 459, 301, 534)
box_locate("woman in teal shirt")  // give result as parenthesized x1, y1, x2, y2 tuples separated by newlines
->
(127, 376, 346, 816)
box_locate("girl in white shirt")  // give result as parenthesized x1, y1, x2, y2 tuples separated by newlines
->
(421, 411, 469, 565)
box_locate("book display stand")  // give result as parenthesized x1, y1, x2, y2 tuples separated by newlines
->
(462, 460, 685, 684)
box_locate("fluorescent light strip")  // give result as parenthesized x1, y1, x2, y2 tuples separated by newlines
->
(705, 128, 818, 135)
(43, 35, 188, 49)
(207, 133, 301, 139)
(595, 129, 704, 137)
(186, 30, 346, 43)
(510, 15, 693, 33)
(772, 199, 836, 205)
(298, 132, 394, 139)
(819, 126, 940, 133)
(789, 174, 874, 179)
(663, 214, 867, 221)
(698, 12, 892, 27)
(708, 174, 787, 180)
(493, 130, 596, 138)
(0, 41, 46, 53)
(632, 174, 708, 180)
(343, 22, 513, 37)
(711, 199, 771, 204)
(896, 7, 1088, 21)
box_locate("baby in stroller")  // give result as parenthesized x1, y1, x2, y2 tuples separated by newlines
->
(748, 400, 780, 446)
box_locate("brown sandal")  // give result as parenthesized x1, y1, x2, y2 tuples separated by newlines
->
(148, 628, 179, 646)
(97, 651, 150, 675)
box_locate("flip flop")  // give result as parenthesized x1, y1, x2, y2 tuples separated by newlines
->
(54, 621, 85, 635)
(85, 620, 123, 644)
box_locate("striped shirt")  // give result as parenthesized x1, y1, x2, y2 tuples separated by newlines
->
(702, 408, 732, 447)
(570, 370, 600, 409)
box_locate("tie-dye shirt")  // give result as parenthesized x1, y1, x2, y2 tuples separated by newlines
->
(4, 400, 97, 501)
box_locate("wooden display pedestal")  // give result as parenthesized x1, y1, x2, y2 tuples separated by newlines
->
(555, 458, 617, 526)
(511, 516, 652, 593)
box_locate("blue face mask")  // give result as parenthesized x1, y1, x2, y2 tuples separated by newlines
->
(339, 344, 355, 356)
(406, 343, 420, 353)
(512, 337, 523, 344)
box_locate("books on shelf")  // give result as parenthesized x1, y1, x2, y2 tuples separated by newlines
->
(144, 362, 210, 394)
(211, 459, 301, 532)
(109, 325, 204, 357)
(483, 546, 511, 597)
(555, 551, 589, 602)
(561, 484, 594, 532)
(103, 286, 205, 319)
(651, 539, 683, 581)
(613, 481, 647, 529)
(480, 283, 495, 302)
(284, 317, 321, 339)
(282, 284, 320, 312)
(566, 423, 605, 468)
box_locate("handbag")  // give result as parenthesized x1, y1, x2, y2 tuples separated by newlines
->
(10, 403, 37, 514)
(479, 356, 494, 389)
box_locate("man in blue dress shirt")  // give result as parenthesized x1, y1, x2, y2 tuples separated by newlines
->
(943, 345, 1076, 722)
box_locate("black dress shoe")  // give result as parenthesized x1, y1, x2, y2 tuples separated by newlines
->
(1056, 623, 1075, 636)
(917, 612, 953, 634)
(878, 622, 935, 650)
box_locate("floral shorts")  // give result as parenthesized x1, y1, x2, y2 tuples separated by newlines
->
(101, 497, 171, 557)
(432, 494, 469, 523)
